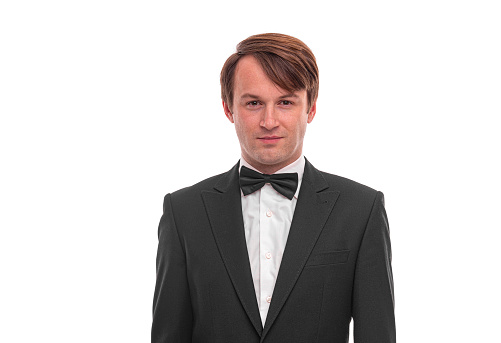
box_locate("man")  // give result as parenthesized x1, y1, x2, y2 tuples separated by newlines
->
(152, 33, 396, 342)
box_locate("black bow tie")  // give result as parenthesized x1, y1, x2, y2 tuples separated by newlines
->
(239, 165, 298, 200)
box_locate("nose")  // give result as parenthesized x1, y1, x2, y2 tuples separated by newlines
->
(260, 106, 279, 130)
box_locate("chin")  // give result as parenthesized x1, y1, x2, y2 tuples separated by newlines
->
(244, 146, 295, 167)
(254, 153, 288, 166)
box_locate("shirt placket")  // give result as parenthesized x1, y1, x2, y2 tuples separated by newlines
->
(259, 183, 277, 324)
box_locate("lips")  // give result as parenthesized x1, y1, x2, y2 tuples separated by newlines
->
(258, 136, 282, 143)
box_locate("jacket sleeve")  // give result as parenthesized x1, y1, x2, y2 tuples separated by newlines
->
(352, 191, 396, 342)
(152, 193, 193, 343)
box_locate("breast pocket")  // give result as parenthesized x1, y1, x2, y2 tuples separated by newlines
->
(305, 250, 350, 267)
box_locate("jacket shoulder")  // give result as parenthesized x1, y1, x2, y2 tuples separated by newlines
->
(317, 169, 380, 201)
(168, 172, 225, 201)
(160, 173, 224, 215)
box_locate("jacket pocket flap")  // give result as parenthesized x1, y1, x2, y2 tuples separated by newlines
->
(306, 250, 350, 266)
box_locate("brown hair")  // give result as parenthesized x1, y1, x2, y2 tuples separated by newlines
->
(220, 33, 319, 112)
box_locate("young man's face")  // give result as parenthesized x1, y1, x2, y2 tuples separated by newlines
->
(223, 55, 316, 174)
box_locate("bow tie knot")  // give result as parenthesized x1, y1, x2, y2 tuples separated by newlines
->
(239, 165, 298, 200)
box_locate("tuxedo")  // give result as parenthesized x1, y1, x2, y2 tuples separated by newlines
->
(152, 158, 396, 342)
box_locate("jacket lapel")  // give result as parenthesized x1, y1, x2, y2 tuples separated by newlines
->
(201, 162, 263, 337)
(261, 159, 340, 340)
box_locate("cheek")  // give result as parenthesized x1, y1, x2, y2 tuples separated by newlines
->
(295, 125, 307, 143)
(234, 116, 254, 141)
(288, 117, 308, 137)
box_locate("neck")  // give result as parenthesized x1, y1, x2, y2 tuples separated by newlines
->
(242, 154, 302, 175)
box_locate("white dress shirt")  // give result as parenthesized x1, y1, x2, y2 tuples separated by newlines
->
(239, 155, 305, 327)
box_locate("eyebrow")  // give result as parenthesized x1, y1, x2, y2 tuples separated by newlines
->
(239, 93, 299, 99)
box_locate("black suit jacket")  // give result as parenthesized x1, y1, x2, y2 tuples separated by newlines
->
(152, 159, 396, 342)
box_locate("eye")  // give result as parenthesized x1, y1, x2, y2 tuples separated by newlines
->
(280, 100, 293, 106)
(247, 101, 260, 107)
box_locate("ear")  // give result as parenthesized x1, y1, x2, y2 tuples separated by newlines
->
(307, 101, 316, 123)
(222, 100, 234, 123)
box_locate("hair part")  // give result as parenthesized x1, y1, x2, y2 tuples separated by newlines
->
(220, 33, 319, 112)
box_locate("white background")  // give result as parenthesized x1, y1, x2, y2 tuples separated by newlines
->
(1, 0, 500, 342)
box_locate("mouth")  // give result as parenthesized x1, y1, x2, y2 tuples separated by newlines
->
(258, 136, 282, 144)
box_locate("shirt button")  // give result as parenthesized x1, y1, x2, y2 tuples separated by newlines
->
(266, 296, 272, 303)
(266, 210, 272, 217)
(265, 252, 272, 259)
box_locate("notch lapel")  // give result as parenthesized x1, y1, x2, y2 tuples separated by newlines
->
(261, 159, 340, 340)
(201, 163, 263, 337)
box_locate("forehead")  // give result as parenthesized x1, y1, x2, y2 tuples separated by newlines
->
(234, 55, 270, 88)
(233, 55, 297, 98)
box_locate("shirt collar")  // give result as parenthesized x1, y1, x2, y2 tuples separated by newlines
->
(239, 155, 305, 199)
